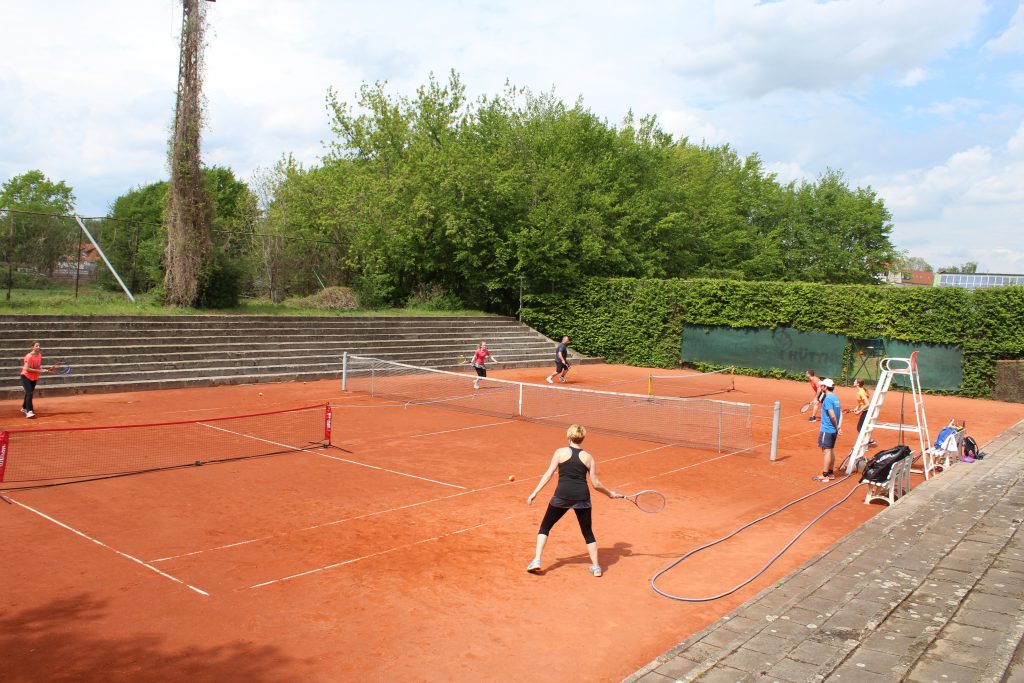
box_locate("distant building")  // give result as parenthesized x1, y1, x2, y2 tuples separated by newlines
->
(879, 267, 935, 287)
(934, 273, 1024, 291)
(54, 243, 101, 280)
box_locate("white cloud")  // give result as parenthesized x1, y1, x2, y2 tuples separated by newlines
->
(1009, 122, 1024, 154)
(666, 0, 985, 98)
(985, 3, 1024, 53)
(909, 98, 987, 116)
(873, 128, 1024, 273)
(657, 107, 729, 145)
(896, 67, 929, 87)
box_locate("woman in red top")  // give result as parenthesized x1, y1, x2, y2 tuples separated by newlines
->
(805, 369, 824, 422)
(471, 341, 499, 389)
(20, 341, 55, 418)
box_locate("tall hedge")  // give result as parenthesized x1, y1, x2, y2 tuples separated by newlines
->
(520, 278, 1024, 398)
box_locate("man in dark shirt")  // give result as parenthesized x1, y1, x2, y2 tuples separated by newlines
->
(546, 336, 571, 384)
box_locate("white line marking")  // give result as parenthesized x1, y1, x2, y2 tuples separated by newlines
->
(247, 520, 496, 589)
(150, 536, 273, 563)
(8, 497, 209, 596)
(148, 481, 511, 563)
(604, 444, 674, 463)
(198, 422, 466, 490)
(315, 452, 466, 489)
(409, 420, 512, 438)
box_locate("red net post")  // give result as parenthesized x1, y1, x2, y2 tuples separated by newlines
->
(0, 431, 8, 483)
(324, 404, 333, 446)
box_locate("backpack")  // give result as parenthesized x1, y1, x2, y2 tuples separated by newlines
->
(962, 436, 982, 461)
(860, 445, 912, 484)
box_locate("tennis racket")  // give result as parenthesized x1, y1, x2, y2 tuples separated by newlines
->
(456, 356, 470, 365)
(620, 489, 666, 513)
(48, 359, 72, 376)
(800, 402, 813, 413)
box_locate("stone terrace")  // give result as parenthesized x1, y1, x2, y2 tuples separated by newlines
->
(627, 419, 1024, 683)
(1, 314, 585, 400)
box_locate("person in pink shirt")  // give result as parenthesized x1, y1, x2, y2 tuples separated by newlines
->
(471, 341, 499, 389)
(20, 341, 56, 419)
(805, 369, 825, 422)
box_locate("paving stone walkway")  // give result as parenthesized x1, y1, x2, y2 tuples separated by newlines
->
(626, 419, 1024, 683)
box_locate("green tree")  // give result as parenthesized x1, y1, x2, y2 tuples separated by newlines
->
(1, 170, 77, 295)
(939, 261, 979, 274)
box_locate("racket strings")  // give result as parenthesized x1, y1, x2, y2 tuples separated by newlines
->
(633, 490, 666, 513)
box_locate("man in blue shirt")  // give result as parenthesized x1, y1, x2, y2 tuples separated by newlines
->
(817, 378, 842, 481)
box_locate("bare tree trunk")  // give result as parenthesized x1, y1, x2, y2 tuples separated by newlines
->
(164, 0, 212, 307)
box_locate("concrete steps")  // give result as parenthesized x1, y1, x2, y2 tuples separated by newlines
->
(1, 314, 600, 399)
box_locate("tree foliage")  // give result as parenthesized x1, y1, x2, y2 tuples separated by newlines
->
(99, 167, 256, 297)
(1, 170, 77, 280)
(259, 71, 897, 311)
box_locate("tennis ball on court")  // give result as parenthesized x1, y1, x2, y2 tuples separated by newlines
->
(259, 392, 263, 396)
(508, 475, 516, 482)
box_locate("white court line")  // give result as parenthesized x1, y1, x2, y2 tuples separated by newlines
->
(198, 422, 466, 490)
(150, 479, 515, 563)
(409, 420, 513, 438)
(247, 519, 505, 589)
(8, 496, 209, 596)
(315, 452, 465, 489)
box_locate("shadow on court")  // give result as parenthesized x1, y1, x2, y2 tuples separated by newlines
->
(0, 594, 302, 683)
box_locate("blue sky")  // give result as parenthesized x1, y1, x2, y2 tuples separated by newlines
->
(1, 0, 1022, 272)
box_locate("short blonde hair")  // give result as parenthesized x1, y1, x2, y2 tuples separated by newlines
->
(566, 424, 587, 444)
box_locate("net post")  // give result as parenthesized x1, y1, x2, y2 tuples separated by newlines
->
(647, 374, 653, 396)
(0, 430, 9, 483)
(730, 366, 736, 391)
(518, 382, 523, 417)
(341, 352, 348, 391)
(770, 401, 781, 461)
(324, 403, 333, 446)
(717, 404, 723, 453)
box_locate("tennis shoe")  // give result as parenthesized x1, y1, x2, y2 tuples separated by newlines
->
(20, 408, 27, 414)
(808, 416, 817, 422)
(526, 559, 542, 573)
(25, 411, 35, 419)
(559, 376, 566, 383)
(545, 376, 553, 384)
(588, 565, 602, 577)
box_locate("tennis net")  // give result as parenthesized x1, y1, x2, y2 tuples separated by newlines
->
(342, 355, 752, 452)
(0, 403, 331, 487)
(648, 367, 735, 398)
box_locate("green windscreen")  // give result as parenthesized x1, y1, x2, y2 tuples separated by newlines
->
(884, 341, 963, 391)
(681, 325, 847, 378)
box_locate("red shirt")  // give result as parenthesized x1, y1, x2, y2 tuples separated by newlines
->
(21, 352, 42, 381)
(473, 349, 492, 366)
(809, 376, 821, 393)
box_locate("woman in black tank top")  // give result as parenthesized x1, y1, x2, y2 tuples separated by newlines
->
(526, 424, 622, 577)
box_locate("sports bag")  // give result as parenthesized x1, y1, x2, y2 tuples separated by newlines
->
(860, 445, 912, 484)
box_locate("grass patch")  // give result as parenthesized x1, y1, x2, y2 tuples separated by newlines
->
(0, 286, 495, 317)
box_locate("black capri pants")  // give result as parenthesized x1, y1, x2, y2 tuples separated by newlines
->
(21, 375, 37, 412)
(538, 502, 596, 544)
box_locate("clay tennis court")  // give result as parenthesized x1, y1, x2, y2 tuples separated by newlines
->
(1, 363, 1019, 682)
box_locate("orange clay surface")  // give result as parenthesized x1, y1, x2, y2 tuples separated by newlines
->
(1, 364, 1021, 682)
